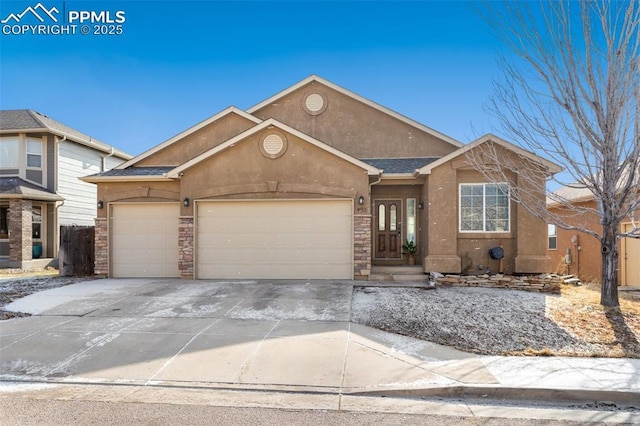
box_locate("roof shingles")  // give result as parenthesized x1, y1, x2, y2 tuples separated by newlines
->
(361, 157, 438, 174)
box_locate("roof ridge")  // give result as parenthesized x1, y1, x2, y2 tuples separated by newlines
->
(26, 109, 47, 128)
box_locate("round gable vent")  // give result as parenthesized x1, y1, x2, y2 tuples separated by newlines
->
(260, 133, 287, 159)
(303, 93, 327, 115)
(263, 134, 284, 155)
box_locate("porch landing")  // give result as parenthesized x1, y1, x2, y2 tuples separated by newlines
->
(370, 265, 427, 283)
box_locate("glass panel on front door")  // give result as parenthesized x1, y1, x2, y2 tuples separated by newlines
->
(375, 200, 401, 259)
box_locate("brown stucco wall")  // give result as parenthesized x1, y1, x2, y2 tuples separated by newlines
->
(547, 200, 638, 284)
(178, 128, 370, 215)
(423, 153, 549, 274)
(136, 112, 258, 167)
(95, 181, 181, 218)
(251, 81, 459, 159)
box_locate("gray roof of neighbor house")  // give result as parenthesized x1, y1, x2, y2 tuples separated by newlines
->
(0, 177, 64, 201)
(362, 157, 439, 174)
(0, 109, 132, 160)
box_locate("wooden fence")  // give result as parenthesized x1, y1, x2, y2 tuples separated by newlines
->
(59, 225, 94, 276)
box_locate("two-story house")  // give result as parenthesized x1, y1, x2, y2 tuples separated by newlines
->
(0, 110, 131, 269)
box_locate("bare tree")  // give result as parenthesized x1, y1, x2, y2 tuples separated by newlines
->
(469, 0, 639, 307)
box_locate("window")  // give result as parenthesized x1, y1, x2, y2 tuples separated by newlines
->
(0, 206, 8, 239)
(389, 204, 397, 231)
(26, 139, 42, 169)
(548, 224, 557, 250)
(32, 206, 42, 239)
(459, 183, 510, 232)
(406, 198, 416, 243)
(0, 138, 19, 168)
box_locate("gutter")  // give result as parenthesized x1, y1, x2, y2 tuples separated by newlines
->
(79, 175, 174, 184)
(2, 128, 132, 160)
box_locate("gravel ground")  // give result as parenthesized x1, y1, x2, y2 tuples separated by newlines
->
(351, 286, 601, 356)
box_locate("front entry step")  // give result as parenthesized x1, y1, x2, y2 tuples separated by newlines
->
(370, 266, 427, 282)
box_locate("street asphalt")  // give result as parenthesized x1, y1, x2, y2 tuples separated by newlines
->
(1, 278, 639, 423)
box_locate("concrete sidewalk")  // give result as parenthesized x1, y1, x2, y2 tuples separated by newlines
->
(1, 278, 639, 421)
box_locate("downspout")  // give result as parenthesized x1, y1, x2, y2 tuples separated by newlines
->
(53, 136, 66, 259)
(368, 172, 383, 197)
(101, 146, 115, 172)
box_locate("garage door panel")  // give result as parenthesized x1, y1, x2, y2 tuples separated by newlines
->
(197, 200, 353, 279)
(111, 204, 180, 278)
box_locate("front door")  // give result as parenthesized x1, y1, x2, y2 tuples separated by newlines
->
(375, 200, 401, 258)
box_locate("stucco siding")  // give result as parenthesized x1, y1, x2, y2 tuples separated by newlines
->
(136, 113, 258, 167)
(252, 81, 459, 159)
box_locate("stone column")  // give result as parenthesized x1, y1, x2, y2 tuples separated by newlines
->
(354, 214, 372, 280)
(9, 199, 32, 262)
(178, 216, 194, 279)
(94, 217, 108, 276)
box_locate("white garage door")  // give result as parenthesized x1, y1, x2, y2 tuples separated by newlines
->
(111, 203, 180, 278)
(197, 200, 353, 279)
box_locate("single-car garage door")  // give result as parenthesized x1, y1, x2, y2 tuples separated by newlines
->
(197, 200, 353, 279)
(111, 203, 180, 278)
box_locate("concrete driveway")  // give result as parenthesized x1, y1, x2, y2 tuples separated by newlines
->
(0, 279, 476, 393)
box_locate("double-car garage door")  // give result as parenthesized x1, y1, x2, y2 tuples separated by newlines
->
(110, 200, 353, 279)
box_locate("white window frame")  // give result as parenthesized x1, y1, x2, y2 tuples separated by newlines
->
(548, 224, 558, 250)
(0, 137, 20, 169)
(406, 198, 416, 243)
(26, 138, 43, 170)
(459, 183, 511, 233)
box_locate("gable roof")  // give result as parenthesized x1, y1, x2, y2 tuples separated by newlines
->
(247, 75, 464, 149)
(116, 106, 261, 169)
(416, 133, 563, 175)
(0, 109, 132, 160)
(168, 118, 381, 177)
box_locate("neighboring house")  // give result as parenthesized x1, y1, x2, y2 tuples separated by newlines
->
(547, 184, 640, 286)
(0, 110, 132, 268)
(82, 75, 559, 280)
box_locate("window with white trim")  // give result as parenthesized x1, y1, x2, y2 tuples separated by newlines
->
(548, 224, 557, 250)
(32, 206, 42, 240)
(26, 138, 42, 169)
(0, 138, 19, 169)
(459, 183, 510, 232)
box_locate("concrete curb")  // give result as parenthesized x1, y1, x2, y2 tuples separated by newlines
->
(346, 385, 640, 409)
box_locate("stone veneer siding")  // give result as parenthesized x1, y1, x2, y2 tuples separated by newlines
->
(435, 274, 562, 294)
(178, 216, 194, 279)
(94, 217, 108, 276)
(9, 199, 32, 262)
(354, 214, 372, 280)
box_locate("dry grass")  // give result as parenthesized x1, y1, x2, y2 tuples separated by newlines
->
(546, 283, 640, 357)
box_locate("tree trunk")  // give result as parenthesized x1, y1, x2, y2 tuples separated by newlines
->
(600, 227, 620, 307)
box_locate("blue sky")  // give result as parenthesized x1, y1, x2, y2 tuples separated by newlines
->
(0, 1, 502, 156)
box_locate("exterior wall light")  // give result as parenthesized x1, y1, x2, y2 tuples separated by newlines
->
(358, 196, 365, 205)
(418, 201, 424, 209)
(97, 200, 104, 209)
(183, 197, 190, 207)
